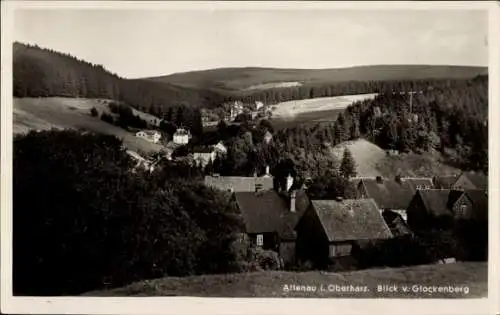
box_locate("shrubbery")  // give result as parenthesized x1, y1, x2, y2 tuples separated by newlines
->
(13, 130, 245, 295)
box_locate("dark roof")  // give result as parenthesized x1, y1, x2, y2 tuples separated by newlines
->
(204, 175, 273, 192)
(359, 178, 416, 210)
(192, 145, 214, 153)
(382, 210, 413, 237)
(433, 175, 459, 189)
(462, 172, 488, 190)
(310, 199, 393, 242)
(417, 189, 455, 217)
(404, 178, 434, 193)
(234, 190, 309, 239)
(464, 189, 488, 220)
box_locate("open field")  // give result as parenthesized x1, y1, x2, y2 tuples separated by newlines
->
(244, 81, 303, 91)
(84, 262, 487, 298)
(271, 93, 378, 118)
(13, 97, 165, 153)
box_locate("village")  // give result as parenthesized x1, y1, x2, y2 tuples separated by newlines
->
(127, 99, 488, 271)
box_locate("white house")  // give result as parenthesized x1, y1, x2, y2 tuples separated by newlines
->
(230, 101, 244, 120)
(173, 128, 191, 145)
(213, 141, 227, 156)
(263, 131, 273, 144)
(193, 146, 217, 167)
(136, 130, 162, 144)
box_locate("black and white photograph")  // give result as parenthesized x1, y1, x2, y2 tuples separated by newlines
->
(1, 1, 498, 315)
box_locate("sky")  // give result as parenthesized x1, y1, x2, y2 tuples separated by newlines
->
(13, 8, 488, 78)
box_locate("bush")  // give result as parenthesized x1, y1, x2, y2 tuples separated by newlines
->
(90, 107, 98, 117)
(248, 247, 281, 271)
(13, 130, 245, 295)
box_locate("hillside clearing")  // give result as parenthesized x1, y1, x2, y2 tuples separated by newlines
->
(84, 262, 487, 298)
(271, 94, 377, 118)
(331, 139, 386, 177)
(13, 97, 164, 153)
(244, 81, 303, 91)
(330, 139, 461, 177)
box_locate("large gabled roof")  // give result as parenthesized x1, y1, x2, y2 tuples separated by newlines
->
(234, 190, 309, 239)
(359, 178, 415, 210)
(204, 175, 273, 192)
(310, 199, 393, 242)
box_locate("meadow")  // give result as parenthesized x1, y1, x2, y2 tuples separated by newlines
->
(13, 97, 165, 153)
(271, 93, 378, 118)
(85, 262, 487, 298)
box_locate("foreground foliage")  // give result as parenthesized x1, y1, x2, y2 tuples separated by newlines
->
(13, 130, 244, 295)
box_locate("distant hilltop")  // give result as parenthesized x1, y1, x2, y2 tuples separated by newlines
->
(144, 65, 488, 92)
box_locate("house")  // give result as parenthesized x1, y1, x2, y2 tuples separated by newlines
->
(212, 141, 227, 156)
(356, 176, 434, 221)
(406, 189, 488, 231)
(173, 128, 191, 145)
(433, 172, 488, 190)
(263, 131, 273, 144)
(126, 150, 156, 173)
(254, 101, 264, 111)
(204, 168, 274, 193)
(233, 188, 310, 265)
(229, 101, 244, 120)
(192, 146, 216, 167)
(136, 130, 162, 144)
(453, 171, 488, 190)
(295, 198, 393, 269)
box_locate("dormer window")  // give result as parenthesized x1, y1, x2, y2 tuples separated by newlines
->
(457, 204, 467, 217)
(256, 234, 264, 246)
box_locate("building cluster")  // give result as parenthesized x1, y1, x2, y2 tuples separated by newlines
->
(227, 100, 270, 121)
(203, 170, 488, 269)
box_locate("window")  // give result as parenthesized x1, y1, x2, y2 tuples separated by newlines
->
(457, 204, 467, 216)
(256, 234, 264, 246)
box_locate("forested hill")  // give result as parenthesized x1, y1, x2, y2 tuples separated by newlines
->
(13, 42, 225, 112)
(146, 65, 488, 92)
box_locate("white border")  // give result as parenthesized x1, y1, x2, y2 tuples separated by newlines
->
(1, 1, 499, 315)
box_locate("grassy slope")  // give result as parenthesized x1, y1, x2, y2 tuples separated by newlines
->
(13, 97, 165, 154)
(330, 139, 460, 178)
(84, 262, 487, 298)
(271, 93, 378, 118)
(146, 65, 487, 91)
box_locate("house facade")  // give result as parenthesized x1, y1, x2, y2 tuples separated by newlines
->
(136, 130, 162, 144)
(406, 189, 487, 232)
(213, 141, 228, 156)
(233, 189, 310, 266)
(193, 147, 216, 167)
(295, 198, 393, 269)
(173, 128, 191, 145)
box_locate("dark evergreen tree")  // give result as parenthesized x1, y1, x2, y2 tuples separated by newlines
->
(339, 148, 357, 178)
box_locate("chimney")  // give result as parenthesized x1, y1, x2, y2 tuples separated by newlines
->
(376, 176, 383, 184)
(395, 174, 402, 184)
(286, 173, 294, 191)
(335, 196, 343, 202)
(290, 190, 297, 213)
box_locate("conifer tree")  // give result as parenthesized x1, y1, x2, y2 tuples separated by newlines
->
(340, 148, 357, 178)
